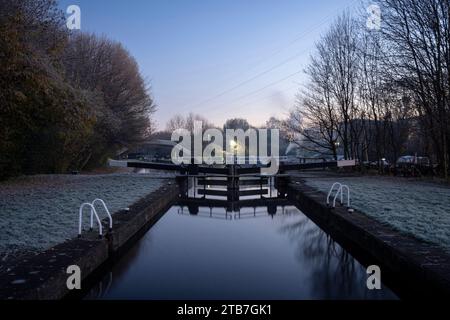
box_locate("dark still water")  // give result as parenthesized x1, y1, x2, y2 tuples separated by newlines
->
(85, 205, 397, 300)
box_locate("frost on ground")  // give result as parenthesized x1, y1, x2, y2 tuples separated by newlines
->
(0, 173, 169, 255)
(298, 173, 450, 252)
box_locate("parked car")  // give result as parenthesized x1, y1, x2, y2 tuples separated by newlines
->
(395, 155, 433, 176)
(396, 155, 430, 166)
(370, 159, 390, 167)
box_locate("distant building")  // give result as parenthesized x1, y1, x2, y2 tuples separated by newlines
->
(126, 139, 176, 161)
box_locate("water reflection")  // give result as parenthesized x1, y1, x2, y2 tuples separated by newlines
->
(279, 210, 391, 299)
(85, 205, 397, 300)
(85, 272, 113, 300)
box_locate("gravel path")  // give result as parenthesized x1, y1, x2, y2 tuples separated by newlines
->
(0, 173, 170, 255)
(297, 173, 450, 252)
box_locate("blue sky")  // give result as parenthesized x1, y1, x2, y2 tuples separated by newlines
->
(59, 0, 358, 130)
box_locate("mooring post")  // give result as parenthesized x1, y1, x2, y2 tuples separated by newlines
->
(192, 176, 196, 199)
(176, 175, 188, 199)
(260, 176, 263, 199)
(203, 176, 206, 199)
(234, 165, 239, 191)
(276, 167, 289, 198)
(227, 164, 238, 203)
(227, 165, 232, 202)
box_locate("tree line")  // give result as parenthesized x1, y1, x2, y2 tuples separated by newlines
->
(287, 0, 450, 176)
(0, 0, 155, 179)
(155, 114, 290, 156)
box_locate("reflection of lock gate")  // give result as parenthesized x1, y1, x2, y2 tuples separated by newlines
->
(177, 203, 290, 221)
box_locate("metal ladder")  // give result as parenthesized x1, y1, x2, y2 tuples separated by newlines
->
(327, 182, 351, 210)
(78, 199, 113, 238)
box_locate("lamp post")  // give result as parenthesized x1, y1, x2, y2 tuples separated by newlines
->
(230, 140, 238, 164)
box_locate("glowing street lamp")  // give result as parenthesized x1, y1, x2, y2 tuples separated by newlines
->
(229, 140, 238, 163)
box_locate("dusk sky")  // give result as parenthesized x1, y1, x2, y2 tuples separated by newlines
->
(59, 0, 358, 130)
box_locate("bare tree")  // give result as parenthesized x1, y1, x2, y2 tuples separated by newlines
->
(327, 12, 361, 159)
(166, 114, 186, 132)
(223, 118, 251, 131)
(377, 0, 450, 176)
(358, 25, 388, 170)
(288, 81, 339, 159)
(166, 113, 215, 132)
(288, 12, 361, 160)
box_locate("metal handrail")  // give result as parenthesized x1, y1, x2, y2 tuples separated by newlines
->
(327, 182, 342, 205)
(92, 199, 113, 231)
(79, 203, 103, 237)
(333, 184, 350, 208)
